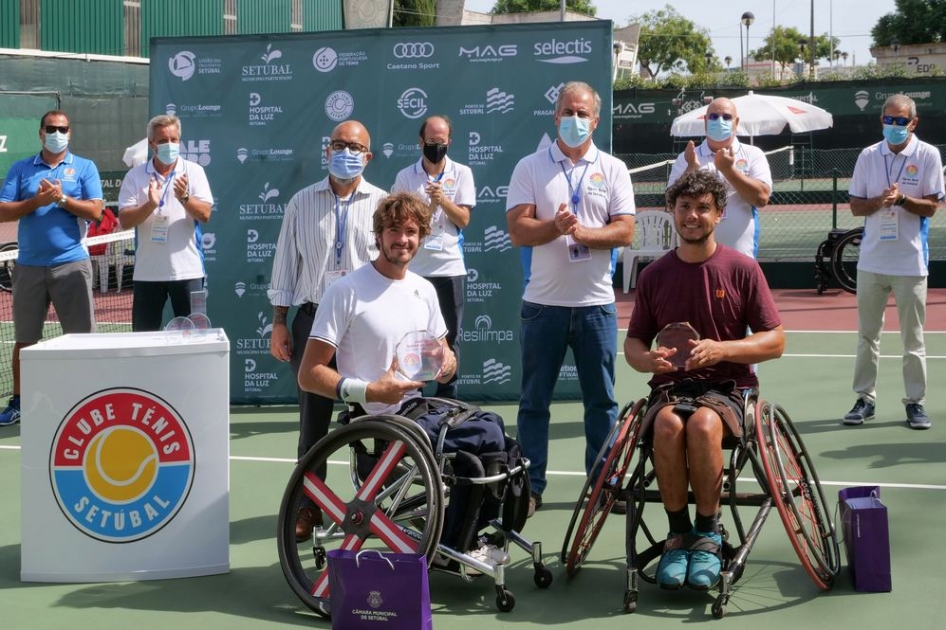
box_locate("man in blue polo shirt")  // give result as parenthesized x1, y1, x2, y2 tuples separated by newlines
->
(0, 110, 104, 426)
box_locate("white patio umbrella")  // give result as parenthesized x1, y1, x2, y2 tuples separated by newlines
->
(670, 91, 833, 138)
(122, 138, 149, 168)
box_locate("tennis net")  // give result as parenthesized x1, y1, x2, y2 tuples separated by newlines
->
(0, 229, 135, 399)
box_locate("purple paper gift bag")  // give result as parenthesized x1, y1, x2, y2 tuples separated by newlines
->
(838, 486, 892, 592)
(328, 549, 433, 629)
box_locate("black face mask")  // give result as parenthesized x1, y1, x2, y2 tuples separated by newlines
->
(423, 142, 448, 164)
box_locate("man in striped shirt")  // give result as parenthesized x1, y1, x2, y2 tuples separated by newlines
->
(268, 120, 388, 541)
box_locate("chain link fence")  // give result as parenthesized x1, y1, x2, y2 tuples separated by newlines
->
(618, 145, 946, 262)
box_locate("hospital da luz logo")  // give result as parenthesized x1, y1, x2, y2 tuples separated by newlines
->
(49, 388, 195, 543)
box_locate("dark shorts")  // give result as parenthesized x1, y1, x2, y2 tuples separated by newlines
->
(643, 380, 746, 439)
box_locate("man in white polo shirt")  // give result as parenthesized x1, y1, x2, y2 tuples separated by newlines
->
(118, 114, 213, 331)
(668, 97, 772, 258)
(843, 94, 943, 430)
(391, 115, 475, 399)
(506, 81, 635, 515)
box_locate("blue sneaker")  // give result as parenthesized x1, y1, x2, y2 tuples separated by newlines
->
(0, 396, 20, 427)
(843, 398, 875, 426)
(687, 531, 722, 590)
(906, 403, 931, 430)
(656, 533, 689, 590)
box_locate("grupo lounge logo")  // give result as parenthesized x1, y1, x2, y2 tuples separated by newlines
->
(49, 388, 195, 543)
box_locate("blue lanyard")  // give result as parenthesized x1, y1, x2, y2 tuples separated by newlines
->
(334, 190, 355, 267)
(149, 164, 177, 212)
(559, 160, 590, 215)
(426, 169, 445, 184)
(884, 152, 908, 189)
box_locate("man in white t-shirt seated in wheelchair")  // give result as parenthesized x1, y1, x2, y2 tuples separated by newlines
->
(624, 170, 785, 591)
(297, 191, 509, 567)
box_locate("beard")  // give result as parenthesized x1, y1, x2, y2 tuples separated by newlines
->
(379, 241, 415, 266)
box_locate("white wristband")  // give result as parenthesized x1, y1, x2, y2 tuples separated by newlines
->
(340, 378, 369, 405)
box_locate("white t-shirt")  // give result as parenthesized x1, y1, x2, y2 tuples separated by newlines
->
(118, 158, 213, 281)
(849, 135, 944, 276)
(391, 156, 475, 277)
(668, 139, 773, 259)
(505, 142, 636, 307)
(310, 263, 448, 415)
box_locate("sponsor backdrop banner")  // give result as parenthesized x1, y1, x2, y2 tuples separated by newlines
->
(150, 22, 614, 404)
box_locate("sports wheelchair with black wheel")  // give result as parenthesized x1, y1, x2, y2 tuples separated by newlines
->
(561, 389, 840, 618)
(277, 399, 552, 617)
(814, 226, 862, 294)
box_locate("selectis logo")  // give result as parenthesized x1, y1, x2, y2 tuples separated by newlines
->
(49, 388, 195, 542)
(533, 37, 592, 64)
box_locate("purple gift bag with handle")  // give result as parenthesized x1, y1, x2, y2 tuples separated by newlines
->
(838, 486, 892, 592)
(327, 549, 433, 629)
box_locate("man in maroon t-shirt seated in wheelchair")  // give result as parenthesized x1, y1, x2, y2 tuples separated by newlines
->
(624, 170, 785, 591)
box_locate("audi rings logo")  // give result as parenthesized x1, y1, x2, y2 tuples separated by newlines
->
(393, 42, 435, 59)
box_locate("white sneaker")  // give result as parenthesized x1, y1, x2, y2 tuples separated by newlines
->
(467, 543, 510, 575)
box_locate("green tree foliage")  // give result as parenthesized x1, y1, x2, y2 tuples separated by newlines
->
(393, 0, 436, 27)
(871, 0, 946, 46)
(750, 26, 838, 69)
(490, 0, 597, 16)
(632, 5, 716, 79)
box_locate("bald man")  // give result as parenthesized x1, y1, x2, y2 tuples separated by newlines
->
(668, 98, 772, 258)
(268, 120, 389, 542)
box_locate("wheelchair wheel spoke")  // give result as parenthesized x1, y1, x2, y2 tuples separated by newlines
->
(302, 472, 348, 527)
(310, 534, 363, 598)
(356, 440, 410, 503)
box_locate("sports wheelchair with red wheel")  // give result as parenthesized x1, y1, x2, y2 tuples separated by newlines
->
(277, 399, 552, 617)
(561, 389, 839, 618)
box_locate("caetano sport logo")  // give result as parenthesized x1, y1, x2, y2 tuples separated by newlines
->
(49, 388, 195, 543)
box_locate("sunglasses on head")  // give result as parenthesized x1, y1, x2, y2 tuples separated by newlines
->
(882, 115, 911, 126)
(707, 113, 733, 121)
(44, 125, 70, 134)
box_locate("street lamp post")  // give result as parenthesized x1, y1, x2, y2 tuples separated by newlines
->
(741, 11, 755, 73)
(725, 55, 732, 70)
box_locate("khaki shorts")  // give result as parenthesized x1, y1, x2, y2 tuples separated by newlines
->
(12, 260, 95, 343)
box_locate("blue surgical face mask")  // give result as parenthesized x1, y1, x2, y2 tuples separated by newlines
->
(328, 147, 365, 181)
(558, 115, 592, 148)
(882, 124, 910, 146)
(155, 142, 180, 165)
(706, 118, 733, 142)
(44, 131, 69, 154)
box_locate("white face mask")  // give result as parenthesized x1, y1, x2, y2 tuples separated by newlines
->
(44, 131, 69, 153)
(558, 115, 592, 148)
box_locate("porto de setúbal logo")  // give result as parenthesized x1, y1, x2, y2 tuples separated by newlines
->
(49, 388, 195, 543)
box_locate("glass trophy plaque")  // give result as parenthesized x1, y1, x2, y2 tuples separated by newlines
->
(395, 331, 443, 382)
(165, 315, 195, 342)
(655, 322, 700, 370)
(187, 312, 212, 339)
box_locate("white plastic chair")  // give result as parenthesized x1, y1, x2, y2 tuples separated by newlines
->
(91, 239, 135, 293)
(622, 210, 676, 293)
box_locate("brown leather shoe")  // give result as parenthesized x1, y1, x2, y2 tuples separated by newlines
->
(295, 506, 323, 542)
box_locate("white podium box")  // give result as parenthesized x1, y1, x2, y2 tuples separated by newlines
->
(20, 330, 230, 582)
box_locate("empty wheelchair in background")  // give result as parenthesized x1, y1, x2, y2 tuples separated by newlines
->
(276, 399, 552, 618)
(814, 226, 862, 294)
(0, 241, 17, 292)
(561, 390, 839, 618)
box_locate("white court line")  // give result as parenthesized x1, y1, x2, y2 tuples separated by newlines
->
(4, 446, 944, 491)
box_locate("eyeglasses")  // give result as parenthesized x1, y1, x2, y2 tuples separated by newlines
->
(329, 140, 368, 155)
(882, 115, 912, 126)
(707, 113, 734, 122)
(43, 125, 70, 134)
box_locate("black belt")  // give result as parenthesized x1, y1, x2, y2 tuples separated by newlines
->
(298, 302, 317, 317)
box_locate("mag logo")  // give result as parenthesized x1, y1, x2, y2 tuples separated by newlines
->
(49, 388, 194, 542)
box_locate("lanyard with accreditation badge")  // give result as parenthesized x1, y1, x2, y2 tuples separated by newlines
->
(880, 152, 909, 241)
(425, 167, 447, 251)
(553, 147, 593, 262)
(325, 190, 355, 289)
(150, 166, 177, 244)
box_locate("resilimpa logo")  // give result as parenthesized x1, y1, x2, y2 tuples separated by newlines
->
(49, 388, 195, 543)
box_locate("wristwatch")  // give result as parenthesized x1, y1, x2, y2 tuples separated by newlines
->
(179, 193, 190, 204)
(56, 195, 68, 208)
(896, 193, 907, 206)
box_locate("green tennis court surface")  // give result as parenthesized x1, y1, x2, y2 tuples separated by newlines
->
(1, 327, 943, 629)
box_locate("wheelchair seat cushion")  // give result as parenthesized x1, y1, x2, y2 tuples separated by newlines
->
(643, 379, 746, 438)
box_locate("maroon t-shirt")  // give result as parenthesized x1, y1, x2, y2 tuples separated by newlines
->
(626, 244, 782, 389)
